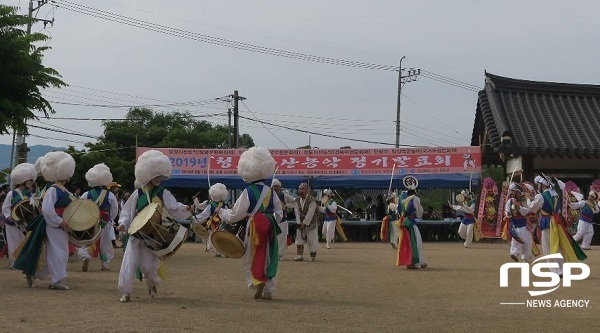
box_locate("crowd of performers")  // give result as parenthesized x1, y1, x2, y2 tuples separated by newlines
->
(1, 147, 343, 302)
(1, 146, 595, 302)
(500, 176, 592, 272)
(379, 173, 596, 273)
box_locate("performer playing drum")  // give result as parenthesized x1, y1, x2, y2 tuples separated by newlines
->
(36, 151, 77, 290)
(504, 183, 533, 262)
(451, 190, 477, 248)
(1, 162, 38, 268)
(77, 163, 119, 272)
(193, 183, 229, 257)
(217, 147, 283, 301)
(13, 155, 52, 288)
(570, 191, 599, 250)
(382, 192, 399, 249)
(117, 150, 192, 303)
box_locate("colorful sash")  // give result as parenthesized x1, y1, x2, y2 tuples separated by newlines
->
(397, 195, 419, 267)
(247, 184, 281, 285)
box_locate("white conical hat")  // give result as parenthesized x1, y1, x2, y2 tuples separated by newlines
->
(209, 183, 228, 202)
(135, 150, 172, 186)
(42, 151, 75, 182)
(237, 147, 276, 183)
(85, 163, 113, 187)
(34, 156, 45, 176)
(11, 163, 37, 186)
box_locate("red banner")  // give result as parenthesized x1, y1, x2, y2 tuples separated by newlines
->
(137, 146, 481, 176)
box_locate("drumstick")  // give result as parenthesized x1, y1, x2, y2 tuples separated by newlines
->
(271, 166, 279, 185)
(207, 155, 214, 188)
(190, 156, 215, 207)
(388, 164, 396, 195)
(333, 190, 354, 215)
(504, 166, 519, 205)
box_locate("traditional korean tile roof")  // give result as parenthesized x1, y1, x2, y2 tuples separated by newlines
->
(472, 72, 600, 158)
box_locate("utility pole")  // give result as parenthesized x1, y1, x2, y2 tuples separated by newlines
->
(395, 57, 421, 148)
(229, 90, 246, 148)
(12, 0, 54, 168)
(227, 108, 232, 148)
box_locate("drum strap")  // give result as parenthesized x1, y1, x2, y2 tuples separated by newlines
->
(94, 190, 109, 227)
(93, 189, 108, 207)
(12, 189, 22, 206)
(52, 183, 77, 201)
(250, 186, 270, 217)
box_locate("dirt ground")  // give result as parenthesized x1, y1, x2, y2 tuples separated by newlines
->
(1, 240, 598, 333)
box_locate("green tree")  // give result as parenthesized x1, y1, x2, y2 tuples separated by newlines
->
(482, 165, 504, 187)
(0, 5, 66, 134)
(66, 144, 135, 193)
(69, 108, 254, 193)
(100, 108, 254, 161)
(1, 167, 10, 184)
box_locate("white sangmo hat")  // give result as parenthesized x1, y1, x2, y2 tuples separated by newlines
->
(85, 163, 113, 187)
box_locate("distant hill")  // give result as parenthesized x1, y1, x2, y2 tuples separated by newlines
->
(0, 144, 65, 170)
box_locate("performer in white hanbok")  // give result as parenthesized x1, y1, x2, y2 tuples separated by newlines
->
(570, 191, 599, 250)
(117, 150, 191, 302)
(13, 155, 52, 287)
(320, 189, 337, 249)
(528, 175, 586, 274)
(218, 147, 283, 300)
(1, 163, 37, 268)
(504, 183, 533, 262)
(41, 151, 77, 290)
(193, 183, 229, 257)
(293, 183, 320, 262)
(78, 164, 119, 271)
(451, 190, 477, 248)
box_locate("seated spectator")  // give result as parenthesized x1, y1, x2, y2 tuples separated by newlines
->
(365, 196, 374, 220)
(441, 204, 454, 219)
(344, 196, 355, 219)
(375, 195, 386, 220)
(422, 206, 434, 220)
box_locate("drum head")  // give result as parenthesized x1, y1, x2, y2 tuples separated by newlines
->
(192, 223, 209, 238)
(211, 230, 245, 258)
(64, 199, 100, 231)
(154, 225, 188, 261)
(11, 198, 39, 222)
(129, 202, 159, 234)
(455, 193, 465, 204)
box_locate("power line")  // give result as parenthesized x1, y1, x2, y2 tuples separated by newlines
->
(44, 95, 226, 108)
(34, 119, 94, 139)
(28, 123, 101, 139)
(238, 115, 419, 147)
(51, 0, 399, 71)
(99, 0, 408, 60)
(49, 1, 484, 96)
(240, 101, 290, 149)
(28, 133, 88, 145)
(248, 111, 465, 147)
(70, 146, 136, 155)
(420, 70, 481, 92)
(40, 112, 226, 121)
